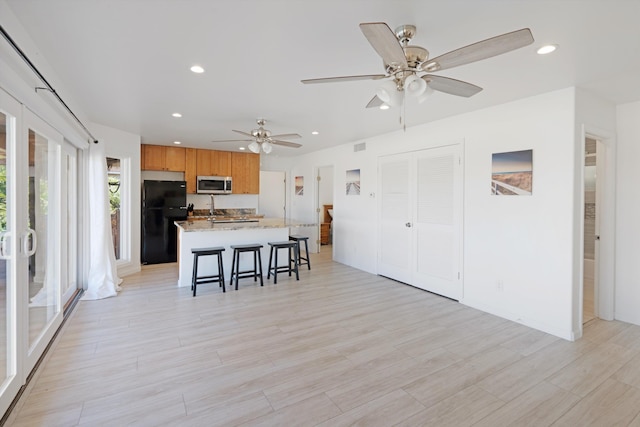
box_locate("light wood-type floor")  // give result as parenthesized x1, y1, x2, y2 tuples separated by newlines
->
(6, 250, 640, 426)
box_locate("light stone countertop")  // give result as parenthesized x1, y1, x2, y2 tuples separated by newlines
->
(175, 218, 317, 232)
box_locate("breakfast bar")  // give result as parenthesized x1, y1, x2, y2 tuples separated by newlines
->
(175, 218, 317, 288)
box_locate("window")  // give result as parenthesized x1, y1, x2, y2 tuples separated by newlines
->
(106, 157, 121, 260)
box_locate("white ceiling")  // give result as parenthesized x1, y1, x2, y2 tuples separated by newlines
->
(5, 0, 640, 156)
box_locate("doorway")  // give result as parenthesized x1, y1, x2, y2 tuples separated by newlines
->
(316, 166, 333, 253)
(583, 137, 597, 323)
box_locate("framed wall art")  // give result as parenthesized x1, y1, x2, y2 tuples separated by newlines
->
(491, 149, 533, 195)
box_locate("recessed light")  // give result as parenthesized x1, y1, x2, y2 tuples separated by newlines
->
(537, 44, 557, 55)
(379, 104, 390, 110)
(173, 141, 181, 145)
(311, 131, 319, 135)
(172, 113, 182, 118)
(190, 65, 205, 73)
(239, 147, 246, 151)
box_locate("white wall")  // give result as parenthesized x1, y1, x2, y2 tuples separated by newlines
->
(90, 122, 141, 277)
(278, 88, 580, 339)
(615, 101, 640, 325)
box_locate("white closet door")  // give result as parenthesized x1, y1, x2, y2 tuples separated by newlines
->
(413, 146, 462, 300)
(378, 155, 412, 284)
(378, 144, 463, 300)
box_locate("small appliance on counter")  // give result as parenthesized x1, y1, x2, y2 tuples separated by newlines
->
(141, 180, 187, 264)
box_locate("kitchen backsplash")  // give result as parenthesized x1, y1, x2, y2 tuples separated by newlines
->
(190, 208, 258, 217)
(187, 193, 259, 210)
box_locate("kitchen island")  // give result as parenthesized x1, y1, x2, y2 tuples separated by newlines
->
(175, 218, 317, 288)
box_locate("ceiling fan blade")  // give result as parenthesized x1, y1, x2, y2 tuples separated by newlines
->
(270, 140, 302, 148)
(301, 74, 386, 84)
(365, 95, 384, 108)
(211, 139, 253, 143)
(269, 133, 301, 139)
(232, 130, 254, 137)
(421, 28, 534, 72)
(359, 22, 408, 68)
(422, 75, 483, 97)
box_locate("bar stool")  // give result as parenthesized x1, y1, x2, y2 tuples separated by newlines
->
(267, 241, 299, 284)
(289, 234, 311, 270)
(229, 244, 264, 290)
(191, 246, 226, 296)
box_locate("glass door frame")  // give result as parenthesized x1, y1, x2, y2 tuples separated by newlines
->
(0, 89, 23, 416)
(20, 107, 63, 376)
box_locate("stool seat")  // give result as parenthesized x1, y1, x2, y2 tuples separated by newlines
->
(289, 235, 311, 270)
(230, 244, 264, 290)
(191, 246, 225, 296)
(267, 241, 299, 284)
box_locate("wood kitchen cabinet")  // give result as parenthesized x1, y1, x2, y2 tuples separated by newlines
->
(185, 148, 197, 193)
(231, 152, 260, 194)
(141, 144, 259, 194)
(141, 145, 185, 171)
(196, 149, 231, 177)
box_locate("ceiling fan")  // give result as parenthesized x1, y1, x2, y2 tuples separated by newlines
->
(211, 119, 302, 154)
(302, 23, 534, 108)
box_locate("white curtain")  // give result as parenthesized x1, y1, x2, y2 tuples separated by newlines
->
(82, 142, 122, 300)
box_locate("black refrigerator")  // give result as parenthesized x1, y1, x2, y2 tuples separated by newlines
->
(141, 180, 187, 264)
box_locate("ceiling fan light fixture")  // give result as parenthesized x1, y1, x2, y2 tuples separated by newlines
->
(404, 74, 427, 97)
(261, 142, 273, 154)
(248, 141, 260, 153)
(377, 80, 402, 107)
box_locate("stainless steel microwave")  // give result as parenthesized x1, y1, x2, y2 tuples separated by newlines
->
(196, 176, 232, 194)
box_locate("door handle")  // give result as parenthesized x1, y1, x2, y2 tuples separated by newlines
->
(22, 228, 37, 256)
(405, 222, 412, 228)
(0, 231, 10, 259)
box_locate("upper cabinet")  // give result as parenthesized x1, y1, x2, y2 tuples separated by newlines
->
(196, 149, 231, 177)
(185, 148, 197, 194)
(141, 144, 259, 194)
(231, 152, 260, 194)
(141, 145, 185, 171)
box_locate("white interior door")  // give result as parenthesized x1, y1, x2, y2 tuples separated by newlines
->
(378, 154, 412, 284)
(378, 145, 463, 300)
(259, 171, 285, 219)
(413, 146, 463, 300)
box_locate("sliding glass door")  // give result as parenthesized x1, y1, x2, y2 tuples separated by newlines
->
(0, 89, 21, 415)
(0, 89, 68, 415)
(23, 109, 63, 373)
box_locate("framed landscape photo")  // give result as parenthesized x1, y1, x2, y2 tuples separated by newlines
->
(491, 149, 533, 195)
(295, 176, 304, 196)
(346, 169, 360, 195)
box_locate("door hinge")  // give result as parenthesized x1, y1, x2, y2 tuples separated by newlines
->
(317, 175, 321, 181)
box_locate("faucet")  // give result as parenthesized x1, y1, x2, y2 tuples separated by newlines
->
(209, 194, 215, 217)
